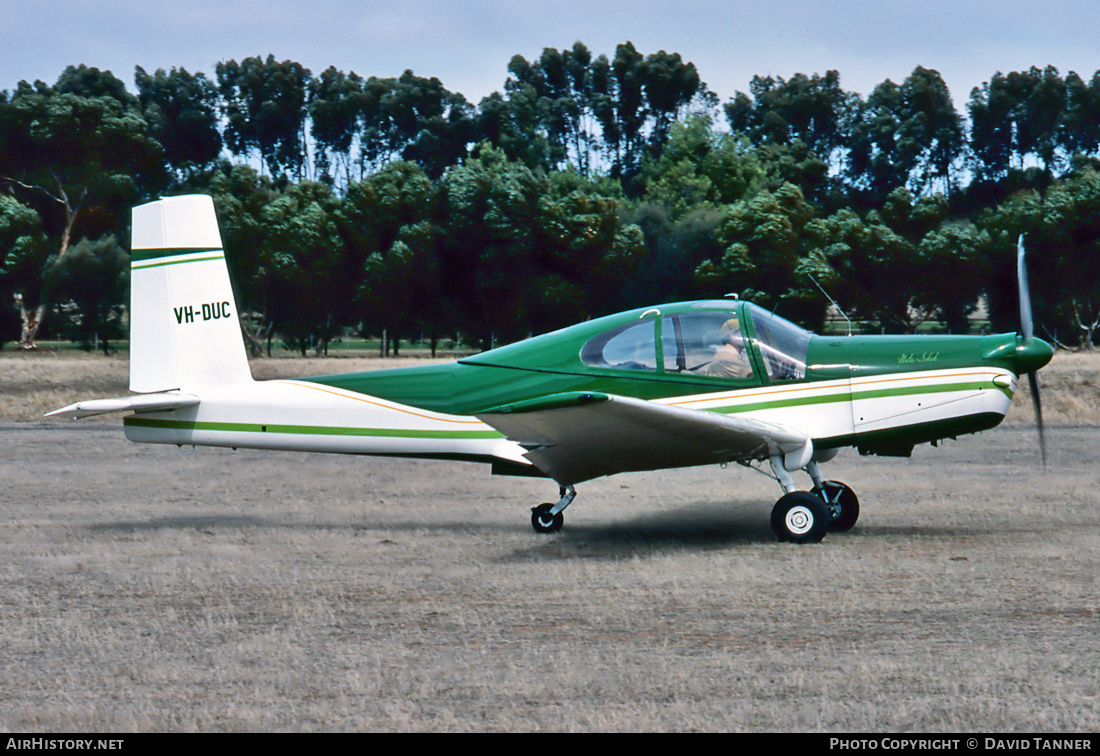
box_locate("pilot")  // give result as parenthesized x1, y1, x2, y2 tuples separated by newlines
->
(706, 318, 753, 378)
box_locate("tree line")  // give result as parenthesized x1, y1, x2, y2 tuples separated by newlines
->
(2, 44, 1100, 354)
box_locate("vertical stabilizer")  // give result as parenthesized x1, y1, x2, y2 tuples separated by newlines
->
(129, 195, 252, 393)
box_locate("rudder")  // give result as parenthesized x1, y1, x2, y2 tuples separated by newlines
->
(129, 195, 252, 393)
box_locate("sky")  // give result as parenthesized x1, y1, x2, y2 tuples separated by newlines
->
(2, 0, 1098, 109)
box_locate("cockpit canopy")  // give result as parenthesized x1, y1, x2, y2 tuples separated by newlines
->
(580, 301, 810, 382)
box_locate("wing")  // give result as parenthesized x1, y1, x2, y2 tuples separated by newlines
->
(476, 392, 809, 485)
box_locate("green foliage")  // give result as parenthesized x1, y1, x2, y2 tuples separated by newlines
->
(638, 113, 763, 216)
(725, 71, 852, 158)
(695, 183, 829, 327)
(0, 194, 48, 345)
(216, 55, 312, 180)
(349, 161, 441, 346)
(6, 49, 1100, 350)
(0, 194, 48, 296)
(979, 166, 1100, 347)
(258, 182, 347, 353)
(135, 66, 222, 178)
(493, 41, 710, 184)
(0, 88, 164, 214)
(437, 145, 644, 344)
(45, 235, 128, 353)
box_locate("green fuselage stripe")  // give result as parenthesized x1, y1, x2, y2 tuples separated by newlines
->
(706, 378, 1009, 416)
(123, 416, 503, 440)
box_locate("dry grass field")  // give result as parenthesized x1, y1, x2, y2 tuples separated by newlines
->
(1, 350, 1098, 731)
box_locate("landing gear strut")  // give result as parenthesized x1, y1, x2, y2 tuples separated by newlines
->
(531, 485, 576, 534)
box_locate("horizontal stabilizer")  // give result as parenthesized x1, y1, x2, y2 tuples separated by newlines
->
(46, 393, 200, 420)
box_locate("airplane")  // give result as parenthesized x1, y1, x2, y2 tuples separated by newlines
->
(49, 194, 1054, 544)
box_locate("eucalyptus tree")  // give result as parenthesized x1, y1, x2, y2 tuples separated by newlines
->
(494, 42, 708, 184)
(309, 66, 365, 186)
(895, 67, 965, 196)
(0, 194, 48, 348)
(54, 64, 136, 106)
(724, 71, 858, 208)
(353, 70, 474, 179)
(967, 74, 1016, 184)
(390, 71, 476, 179)
(216, 55, 312, 180)
(846, 68, 964, 202)
(845, 80, 908, 206)
(44, 235, 129, 354)
(593, 42, 709, 186)
(504, 42, 601, 174)
(135, 66, 223, 180)
(256, 181, 347, 354)
(437, 145, 644, 345)
(694, 182, 829, 328)
(206, 164, 279, 355)
(1062, 71, 1100, 158)
(969, 66, 1072, 184)
(979, 165, 1100, 348)
(0, 78, 163, 347)
(345, 160, 441, 352)
(475, 89, 556, 171)
(725, 71, 853, 160)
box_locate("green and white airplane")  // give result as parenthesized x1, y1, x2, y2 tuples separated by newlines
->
(50, 195, 1053, 543)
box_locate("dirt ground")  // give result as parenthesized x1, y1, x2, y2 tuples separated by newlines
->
(0, 352, 1098, 731)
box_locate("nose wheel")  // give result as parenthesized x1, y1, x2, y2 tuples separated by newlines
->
(531, 503, 564, 533)
(530, 485, 576, 534)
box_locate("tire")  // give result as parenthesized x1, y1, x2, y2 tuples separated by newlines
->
(531, 503, 564, 534)
(813, 480, 860, 532)
(770, 491, 829, 544)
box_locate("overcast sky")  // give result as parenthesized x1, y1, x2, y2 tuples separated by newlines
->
(3, 0, 1097, 108)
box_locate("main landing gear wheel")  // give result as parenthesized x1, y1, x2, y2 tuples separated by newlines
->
(771, 491, 830, 544)
(531, 503, 564, 534)
(812, 480, 860, 532)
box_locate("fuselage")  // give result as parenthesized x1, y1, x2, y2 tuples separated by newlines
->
(123, 300, 1051, 477)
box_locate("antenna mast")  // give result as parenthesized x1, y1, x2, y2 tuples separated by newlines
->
(807, 275, 852, 337)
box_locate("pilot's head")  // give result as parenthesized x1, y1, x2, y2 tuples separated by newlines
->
(719, 318, 743, 347)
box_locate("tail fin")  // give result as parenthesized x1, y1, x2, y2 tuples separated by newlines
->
(129, 195, 252, 393)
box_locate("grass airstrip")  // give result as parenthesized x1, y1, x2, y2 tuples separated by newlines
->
(1, 349, 1097, 731)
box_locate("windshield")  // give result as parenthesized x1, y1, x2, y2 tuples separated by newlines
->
(745, 303, 810, 381)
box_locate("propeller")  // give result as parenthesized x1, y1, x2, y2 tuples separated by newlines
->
(1017, 235, 1049, 467)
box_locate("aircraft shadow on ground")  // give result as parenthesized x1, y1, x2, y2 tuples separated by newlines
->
(84, 499, 774, 553)
(500, 501, 779, 562)
(83, 502, 993, 560)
